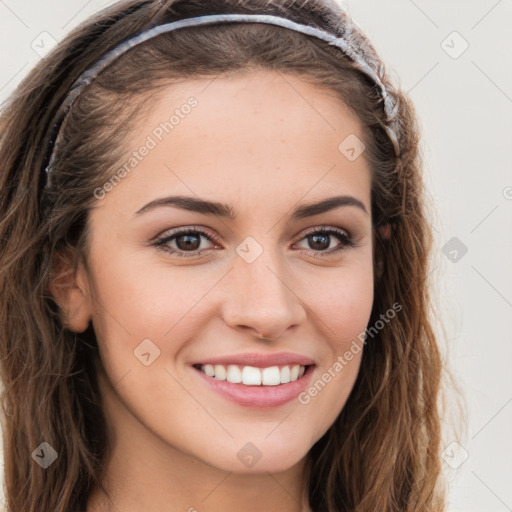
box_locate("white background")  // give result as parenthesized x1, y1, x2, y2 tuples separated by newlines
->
(0, 1, 511, 511)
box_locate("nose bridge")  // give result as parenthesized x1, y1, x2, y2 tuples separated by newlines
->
(222, 237, 305, 339)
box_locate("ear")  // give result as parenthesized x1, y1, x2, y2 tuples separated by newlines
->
(48, 247, 93, 333)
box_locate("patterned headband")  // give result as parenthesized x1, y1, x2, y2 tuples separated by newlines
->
(43, 13, 400, 190)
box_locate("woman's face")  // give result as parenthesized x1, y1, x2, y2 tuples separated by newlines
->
(74, 69, 374, 474)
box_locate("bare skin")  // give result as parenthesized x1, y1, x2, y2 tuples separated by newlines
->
(51, 69, 375, 512)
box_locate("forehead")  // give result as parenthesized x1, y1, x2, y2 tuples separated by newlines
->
(92, 69, 371, 218)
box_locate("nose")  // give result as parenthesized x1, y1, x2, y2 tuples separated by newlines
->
(221, 247, 306, 340)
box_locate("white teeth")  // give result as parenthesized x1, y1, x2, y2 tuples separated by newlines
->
(280, 365, 291, 383)
(226, 364, 242, 384)
(214, 364, 226, 380)
(261, 366, 281, 386)
(199, 363, 308, 385)
(203, 364, 215, 377)
(242, 366, 261, 385)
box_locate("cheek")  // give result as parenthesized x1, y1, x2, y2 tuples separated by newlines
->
(88, 241, 207, 338)
(297, 260, 373, 434)
(313, 258, 374, 347)
(328, 280, 373, 344)
(85, 240, 207, 392)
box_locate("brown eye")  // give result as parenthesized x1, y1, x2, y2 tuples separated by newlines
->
(153, 228, 219, 258)
(295, 227, 355, 256)
(174, 233, 202, 251)
(307, 232, 331, 251)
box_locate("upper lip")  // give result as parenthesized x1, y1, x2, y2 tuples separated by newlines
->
(191, 352, 315, 368)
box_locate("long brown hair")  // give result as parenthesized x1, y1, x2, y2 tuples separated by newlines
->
(0, 1, 463, 510)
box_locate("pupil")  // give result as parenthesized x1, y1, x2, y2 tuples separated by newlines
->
(177, 234, 200, 251)
(310, 234, 329, 250)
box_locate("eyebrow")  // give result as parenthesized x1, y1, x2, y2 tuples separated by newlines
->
(134, 194, 368, 220)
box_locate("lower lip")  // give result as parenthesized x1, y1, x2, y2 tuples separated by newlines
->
(192, 365, 314, 408)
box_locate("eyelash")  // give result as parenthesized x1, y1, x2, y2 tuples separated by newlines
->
(152, 225, 356, 259)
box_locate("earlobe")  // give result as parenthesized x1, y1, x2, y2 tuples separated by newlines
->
(378, 223, 392, 240)
(48, 248, 93, 333)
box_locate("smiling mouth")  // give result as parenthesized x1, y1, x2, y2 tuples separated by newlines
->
(192, 363, 312, 386)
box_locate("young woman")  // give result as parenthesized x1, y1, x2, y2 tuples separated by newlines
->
(0, 0, 457, 510)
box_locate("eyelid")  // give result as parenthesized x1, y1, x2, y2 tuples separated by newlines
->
(152, 224, 357, 259)
(292, 226, 356, 253)
(151, 225, 220, 245)
(152, 224, 351, 245)
(296, 225, 351, 240)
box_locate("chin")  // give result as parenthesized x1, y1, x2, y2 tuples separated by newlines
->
(195, 439, 310, 474)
